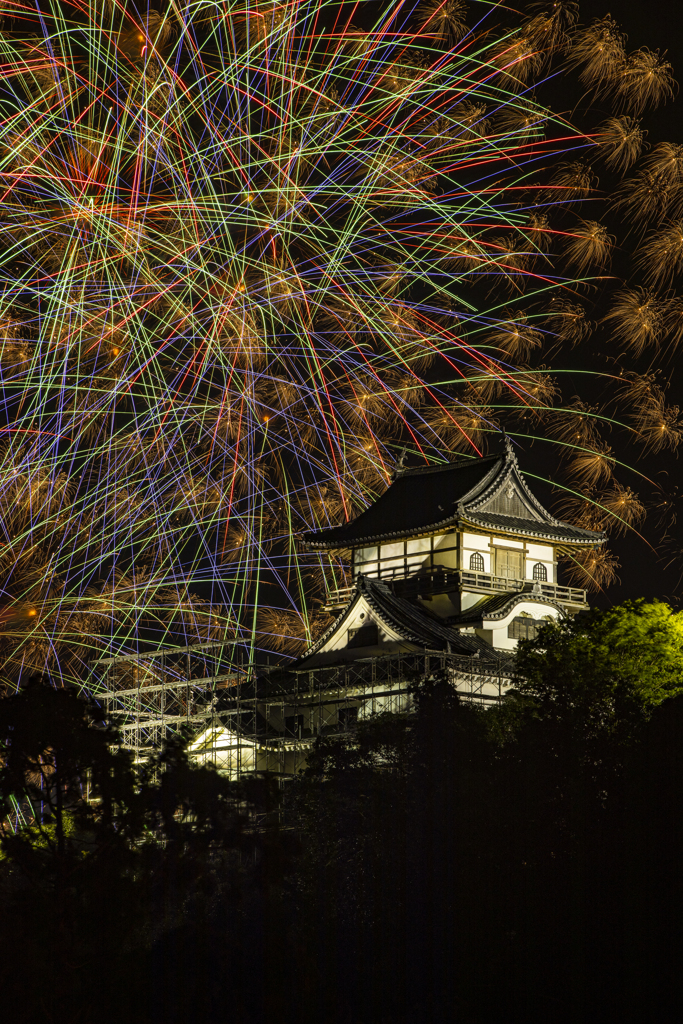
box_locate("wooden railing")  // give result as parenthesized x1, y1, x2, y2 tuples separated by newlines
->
(323, 569, 587, 609)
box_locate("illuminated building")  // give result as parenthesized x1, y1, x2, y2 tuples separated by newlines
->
(94, 442, 605, 775)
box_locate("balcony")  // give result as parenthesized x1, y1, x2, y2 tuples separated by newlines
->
(323, 568, 587, 611)
(454, 570, 587, 606)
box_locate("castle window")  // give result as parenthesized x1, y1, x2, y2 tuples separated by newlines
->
(508, 617, 540, 641)
(532, 562, 548, 582)
(469, 551, 485, 572)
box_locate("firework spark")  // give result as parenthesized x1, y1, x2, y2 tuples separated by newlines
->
(0, 0, 677, 677)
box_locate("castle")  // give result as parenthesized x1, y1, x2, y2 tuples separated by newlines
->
(94, 441, 605, 776)
(299, 436, 601, 662)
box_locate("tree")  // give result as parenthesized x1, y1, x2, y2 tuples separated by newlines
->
(0, 678, 278, 1024)
(290, 643, 683, 1024)
(495, 599, 683, 762)
(0, 677, 137, 859)
(288, 677, 501, 1024)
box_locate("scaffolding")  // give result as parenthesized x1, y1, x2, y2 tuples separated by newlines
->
(89, 643, 515, 778)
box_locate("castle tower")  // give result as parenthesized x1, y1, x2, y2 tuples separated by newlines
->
(298, 440, 605, 668)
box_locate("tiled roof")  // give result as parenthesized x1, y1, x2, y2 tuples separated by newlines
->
(449, 591, 564, 625)
(464, 512, 603, 544)
(293, 576, 501, 669)
(359, 576, 490, 655)
(301, 454, 503, 548)
(302, 443, 606, 549)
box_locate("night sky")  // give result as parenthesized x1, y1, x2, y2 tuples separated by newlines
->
(571, 0, 683, 606)
(516, 0, 683, 608)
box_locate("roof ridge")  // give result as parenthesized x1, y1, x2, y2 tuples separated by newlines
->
(394, 452, 501, 479)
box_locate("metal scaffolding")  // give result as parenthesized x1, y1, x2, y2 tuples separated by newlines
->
(89, 644, 515, 778)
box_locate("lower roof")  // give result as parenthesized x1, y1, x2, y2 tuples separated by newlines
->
(293, 575, 503, 670)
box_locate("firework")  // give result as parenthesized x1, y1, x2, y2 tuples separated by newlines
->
(548, 161, 596, 203)
(632, 396, 683, 453)
(562, 547, 621, 592)
(637, 223, 683, 288)
(599, 485, 646, 535)
(495, 96, 549, 143)
(3, 0, 557, 675)
(594, 116, 646, 174)
(664, 296, 683, 351)
(546, 398, 605, 450)
(603, 288, 666, 355)
(643, 141, 683, 183)
(504, 367, 558, 425)
(612, 170, 673, 227)
(563, 221, 614, 273)
(414, 0, 469, 46)
(566, 442, 616, 489)
(612, 49, 677, 116)
(545, 298, 592, 345)
(0, 0, 677, 679)
(423, 401, 497, 453)
(486, 315, 543, 360)
(559, 484, 646, 537)
(522, 3, 579, 54)
(570, 16, 627, 93)
(615, 374, 683, 453)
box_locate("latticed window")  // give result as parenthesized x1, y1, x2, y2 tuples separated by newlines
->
(469, 551, 485, 572)
(532, 562, 548, 582)
(508, 616, 539, 640)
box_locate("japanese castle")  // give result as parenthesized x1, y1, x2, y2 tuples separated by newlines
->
(298, 437, 604, 665)
(95, 441, 606, 775)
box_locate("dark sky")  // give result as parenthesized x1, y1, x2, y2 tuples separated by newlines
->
(570, 0, 683, 607)
(585, 0, 683, 138)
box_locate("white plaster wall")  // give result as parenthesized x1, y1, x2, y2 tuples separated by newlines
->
(378, 540, 404, 572)
(462, 591, 486, 612)
(462, 531, 491, 572)
(406, 536, 431, 572)
(485, 601, 561, 651)
(527, 543, 553, 560)
(463, 532, 489, 551)
(354, 545, 379, 577)
(432, 547, 459, 569)
(317, 596, 405, 653)
(427, 532, 459, 570)
(525, 542, 555, 582)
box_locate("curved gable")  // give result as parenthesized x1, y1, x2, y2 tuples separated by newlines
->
(472, 476, 544, 521)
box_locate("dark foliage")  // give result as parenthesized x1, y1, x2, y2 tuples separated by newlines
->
(2, 603, 683, 1023)
(0, 678, 289, 1024)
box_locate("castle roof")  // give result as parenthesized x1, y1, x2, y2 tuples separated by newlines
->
(293, 574, 496, 670)
(302, 441, 605, 550)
